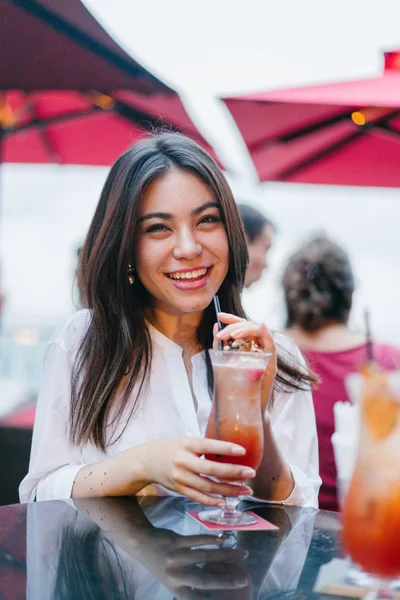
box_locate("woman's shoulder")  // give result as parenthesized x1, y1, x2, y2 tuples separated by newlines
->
(49, 309, 92, 353)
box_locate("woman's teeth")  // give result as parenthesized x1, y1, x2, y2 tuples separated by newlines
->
(168, 268, 208, 280)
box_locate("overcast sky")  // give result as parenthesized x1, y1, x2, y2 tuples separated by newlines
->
(2, 0, 400, 350)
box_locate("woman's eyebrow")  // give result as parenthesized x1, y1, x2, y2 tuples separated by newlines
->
(137, 201, 219, 224)
(137, 211, 171, 224)
(192, 201, 219, 215)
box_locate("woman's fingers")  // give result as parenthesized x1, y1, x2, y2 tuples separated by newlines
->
(171, 534, 224, 551)
(174, 470, 252, 498)
(214, 314, 275, 356)
(167, 547, 248, 568)
(185, 455, 256, 482)
(217, 312, 247, 325)
(186, 437, 246, 458)
(167, 565, 248, 590)
(216, 321, 275, 354)
(172, 483, 224, 507)
(217, 323, 260, 340)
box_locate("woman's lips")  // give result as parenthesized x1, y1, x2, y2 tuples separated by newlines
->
(165, 267, 212, 291)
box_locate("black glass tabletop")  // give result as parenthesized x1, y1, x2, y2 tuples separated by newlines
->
(0, 497, 344, 599)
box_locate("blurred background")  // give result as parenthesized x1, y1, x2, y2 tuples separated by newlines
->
(2, 0, 400, 398)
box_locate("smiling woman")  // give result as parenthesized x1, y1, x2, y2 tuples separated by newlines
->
(20, 132, 321, 509)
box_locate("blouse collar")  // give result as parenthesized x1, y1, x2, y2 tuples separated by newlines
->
(148, 323, 205, 361)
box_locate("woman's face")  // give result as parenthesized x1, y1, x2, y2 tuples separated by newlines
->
(135, 167, 229, 316)
(244, 224, 275, 288)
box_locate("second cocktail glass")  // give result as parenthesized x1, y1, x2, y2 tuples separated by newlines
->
(342, 368, 400, 598)
(199, 349, 271, 526)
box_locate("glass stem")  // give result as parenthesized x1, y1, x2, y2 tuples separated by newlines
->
(220, 496, 240, 519)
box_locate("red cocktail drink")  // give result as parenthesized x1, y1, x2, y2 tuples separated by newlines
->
(200, 350, 270, 526)
(206, 421, 263, 469)
(205, 361, 265, 469)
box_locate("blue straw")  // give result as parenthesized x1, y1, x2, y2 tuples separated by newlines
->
(213, 295, 223, 351)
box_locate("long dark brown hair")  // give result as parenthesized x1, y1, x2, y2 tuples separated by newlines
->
(73, 132, 315, 450)
(54, 525, 132, 600)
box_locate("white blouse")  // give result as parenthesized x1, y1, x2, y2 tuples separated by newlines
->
(19, 310, 321, 507)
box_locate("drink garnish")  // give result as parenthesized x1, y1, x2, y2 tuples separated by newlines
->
(223, 338, 263, 353)
(362, 368, 399, 441)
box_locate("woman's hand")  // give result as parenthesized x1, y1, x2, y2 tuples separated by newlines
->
(73, 435, 255, 502)
(157, 531, 252, 600)
(213, 312, 277, 411)
(137, 436, 256, 506)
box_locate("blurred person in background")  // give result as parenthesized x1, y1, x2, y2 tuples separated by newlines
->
(237, 204, 276, 288)
(282, 235, 400, 511)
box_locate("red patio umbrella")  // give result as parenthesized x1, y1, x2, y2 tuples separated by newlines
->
(222, 50, 400, 187)
(0, 0, 221, 430)
(0, 0, 218, 165)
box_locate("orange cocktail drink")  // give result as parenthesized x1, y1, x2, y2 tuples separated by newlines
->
(342, 368, 400, 580)
(200, 349, 270, 526)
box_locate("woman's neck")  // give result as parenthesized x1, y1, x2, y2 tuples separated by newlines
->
(146, 307, 203, 355)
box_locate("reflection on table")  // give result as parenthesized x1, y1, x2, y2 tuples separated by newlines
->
(0, 497, 342, 599)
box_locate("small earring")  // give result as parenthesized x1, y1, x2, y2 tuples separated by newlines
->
(127, 264, 135, 285)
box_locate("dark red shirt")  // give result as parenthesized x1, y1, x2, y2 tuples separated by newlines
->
(303, 343, 400, 511)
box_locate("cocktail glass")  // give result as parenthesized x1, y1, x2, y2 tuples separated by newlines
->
(199, 349, 271, 526)
(342, 368, 400, 598)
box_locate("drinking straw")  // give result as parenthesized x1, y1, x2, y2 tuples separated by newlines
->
(364, 308, 374, 363)
(213, 295, 223, 351)
(212, 295, 223, 442)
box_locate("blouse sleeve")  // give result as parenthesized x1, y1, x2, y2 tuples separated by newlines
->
(19, 341, 85, 502)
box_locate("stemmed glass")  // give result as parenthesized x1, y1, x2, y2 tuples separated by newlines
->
(199, 349, 271, 526)
(342, 367, 400, 598)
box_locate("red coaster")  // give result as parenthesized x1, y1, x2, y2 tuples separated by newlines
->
(187, 511, 278, 531)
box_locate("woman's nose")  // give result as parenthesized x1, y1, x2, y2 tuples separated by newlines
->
(173, 229, 202, 260)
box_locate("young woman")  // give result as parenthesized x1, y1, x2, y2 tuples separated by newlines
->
(283, 235, 400, 510)
(20, 133, 320, 508)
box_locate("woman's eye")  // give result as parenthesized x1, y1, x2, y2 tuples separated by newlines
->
(145, 223, 168, 233)
(198, 215, 222, 225)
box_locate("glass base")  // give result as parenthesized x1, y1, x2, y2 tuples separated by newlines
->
(198, 508, 257, 526)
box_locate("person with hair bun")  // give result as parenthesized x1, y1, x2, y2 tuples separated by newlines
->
(283, 235, 400, 510)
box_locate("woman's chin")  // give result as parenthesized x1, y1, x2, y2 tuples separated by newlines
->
(170, 291, 216, 315)
(179, 298, 212, 314)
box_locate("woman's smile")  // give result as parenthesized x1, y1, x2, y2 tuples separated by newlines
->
(165, 265, 212, 290)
